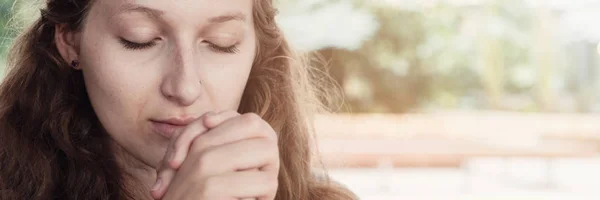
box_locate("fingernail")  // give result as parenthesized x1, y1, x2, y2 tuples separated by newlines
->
(151, 178, 162, 191)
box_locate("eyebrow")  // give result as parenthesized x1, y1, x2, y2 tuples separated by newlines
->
(117, 3, 247, 24)
(208, 13, 246, 24)
(117, 3, 164, 20)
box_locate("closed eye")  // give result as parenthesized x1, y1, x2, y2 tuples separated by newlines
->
(204, 41, 240, 54)
(119, 37, 239, 54)
(119, 38, 158, 50)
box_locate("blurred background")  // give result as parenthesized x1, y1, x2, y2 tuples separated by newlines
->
(3, 0, 600, 199)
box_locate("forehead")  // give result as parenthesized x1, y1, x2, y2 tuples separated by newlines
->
(93, 0, 253, 23)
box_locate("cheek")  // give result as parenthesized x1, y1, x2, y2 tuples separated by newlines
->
(80, 39, 156, 138)
(201, 40, 256, 110)
(202, 59, 253, 110)
(82, 65, 148, 136)
(83, 63, 149, 116)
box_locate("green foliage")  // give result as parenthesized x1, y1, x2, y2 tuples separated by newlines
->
(0, 0, 15, 59)
(319, 0, 538, 113)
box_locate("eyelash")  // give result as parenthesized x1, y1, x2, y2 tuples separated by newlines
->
(119, 38, 240, 54)
(207, 43, 240, 54)
(119, 38, 157, 50)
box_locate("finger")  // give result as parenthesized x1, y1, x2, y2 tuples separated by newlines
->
(169, 110, 239, 168)
(240, 170, 260, 200)
(203, 170, 278, 199)
(150, 161, 176, 199)
(168, 114, 212, 169)
(151, 113, 212, 199)
(203, 110, 240, 128)
(187, 138, 280, 176)
(191, 113, 277, 156)
(155, 111, 244, 199)
(163, 139, 279, 200)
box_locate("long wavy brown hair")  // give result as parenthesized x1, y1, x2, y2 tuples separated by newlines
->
(0, 0, 356, 199)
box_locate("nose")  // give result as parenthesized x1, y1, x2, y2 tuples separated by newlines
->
(160, 46, 202, 107)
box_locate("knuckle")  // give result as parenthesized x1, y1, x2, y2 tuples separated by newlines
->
(264, 139, 279, 153)
(241, 113, 278, 141)
(263, 127, 279, 142)
(269, 132, 279, 145)
(241, 113, 263, 129)
(261, 135, 279, 152)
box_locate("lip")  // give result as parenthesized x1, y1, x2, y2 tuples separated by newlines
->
(150, 117, 198, 138)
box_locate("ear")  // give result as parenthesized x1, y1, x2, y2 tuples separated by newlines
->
(55, 24, 82, 70)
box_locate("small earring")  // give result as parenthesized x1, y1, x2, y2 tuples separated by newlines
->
(71, 60, 80, 68)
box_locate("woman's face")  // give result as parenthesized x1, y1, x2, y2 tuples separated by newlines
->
(74, 0, 256, 168)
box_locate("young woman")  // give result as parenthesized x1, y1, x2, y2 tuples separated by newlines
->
(0, 0, 357, 199)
